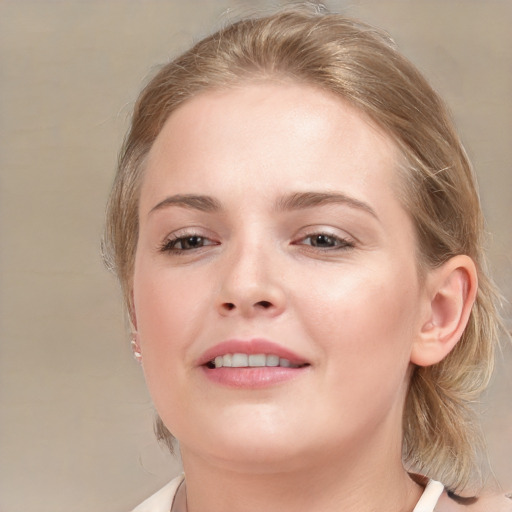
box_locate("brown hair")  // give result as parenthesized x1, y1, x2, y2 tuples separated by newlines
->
(103, 5, 501, 491)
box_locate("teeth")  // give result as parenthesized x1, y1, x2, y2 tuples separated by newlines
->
(212, 353, 302, 368)
(232, 353, 248, 367)
(266, 354, 279, 367)
(248, 354, 266, 367)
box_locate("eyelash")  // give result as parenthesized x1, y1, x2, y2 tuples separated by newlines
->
(159, 231, 354, 254)
(295, 232, 355, 250)
(159, 233, 218, 253)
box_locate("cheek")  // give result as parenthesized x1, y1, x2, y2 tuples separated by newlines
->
(134, 256, 205, 333)
(132, 259, 219, 407)
(298, 263, 419, 383)
(132, 265, 198, 417)
(133, 261, 189, 365)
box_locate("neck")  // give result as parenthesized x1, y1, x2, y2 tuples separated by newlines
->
(179, 434, 423, 512)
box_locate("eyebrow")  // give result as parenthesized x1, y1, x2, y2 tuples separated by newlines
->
(149, 191, 378, 219)
(149, 194, 222, 214)
(274, 191, 378, 219)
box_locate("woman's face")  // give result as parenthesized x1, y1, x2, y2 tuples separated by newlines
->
(133, 82, 428, 471)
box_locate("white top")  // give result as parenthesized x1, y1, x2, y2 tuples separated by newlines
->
(132, 475, 444, 512)
(412, 479, 445, 512)
(132, 475, 184, 512)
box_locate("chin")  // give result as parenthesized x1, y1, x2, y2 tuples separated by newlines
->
(176, 416, 316, 472)
(204, 436, 313, 474)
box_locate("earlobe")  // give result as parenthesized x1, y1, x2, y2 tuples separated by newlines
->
(131, 334, 143, 363)
(411, 255, 478, 367)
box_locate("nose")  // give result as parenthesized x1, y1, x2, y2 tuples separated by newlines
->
(215, 245, 287, 318)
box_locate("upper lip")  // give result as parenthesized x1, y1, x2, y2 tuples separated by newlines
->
(197, 338, 308, 367)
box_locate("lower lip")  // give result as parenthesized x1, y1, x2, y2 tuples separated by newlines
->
(201, 366, 309, 389)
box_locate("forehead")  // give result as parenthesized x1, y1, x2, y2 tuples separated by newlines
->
(141, 82, 400, 208)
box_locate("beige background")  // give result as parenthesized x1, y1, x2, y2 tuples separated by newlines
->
(1, 1, 511, 511)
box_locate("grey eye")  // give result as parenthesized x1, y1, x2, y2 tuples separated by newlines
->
(161, 234, 217, 253)
(306, 234, 338, 248)
(177, 236, 207, 250)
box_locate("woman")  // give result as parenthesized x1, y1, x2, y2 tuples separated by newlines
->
(103, 6, 511, 512)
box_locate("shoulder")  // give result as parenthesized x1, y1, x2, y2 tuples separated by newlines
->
(466, 492, 512, 512)
(438, 490, 512, 512)
(131, 474, 184, 512)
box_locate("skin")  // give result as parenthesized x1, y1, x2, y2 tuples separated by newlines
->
(132, 82, 476, 512)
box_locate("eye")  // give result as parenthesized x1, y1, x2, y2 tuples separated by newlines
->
(160, 234, 218, 253)
(298, 233, 354, 250)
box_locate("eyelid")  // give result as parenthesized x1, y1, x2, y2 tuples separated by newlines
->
(301, 233, 353, 247)
(291, 225, 357, 247)
(158, 227, 220, 253)
(295, 235, 355, 252)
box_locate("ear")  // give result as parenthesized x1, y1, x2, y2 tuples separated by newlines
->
(129, 288, 138, 331)
(129, 290, 143, 363)
(411, 255, 478, 367)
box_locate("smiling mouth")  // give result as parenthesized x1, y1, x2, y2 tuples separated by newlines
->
(205, 353, 309, 369)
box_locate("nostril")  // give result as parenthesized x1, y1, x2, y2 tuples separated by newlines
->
(256, 300, 272, 309)
(219, 300, 277, 314)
